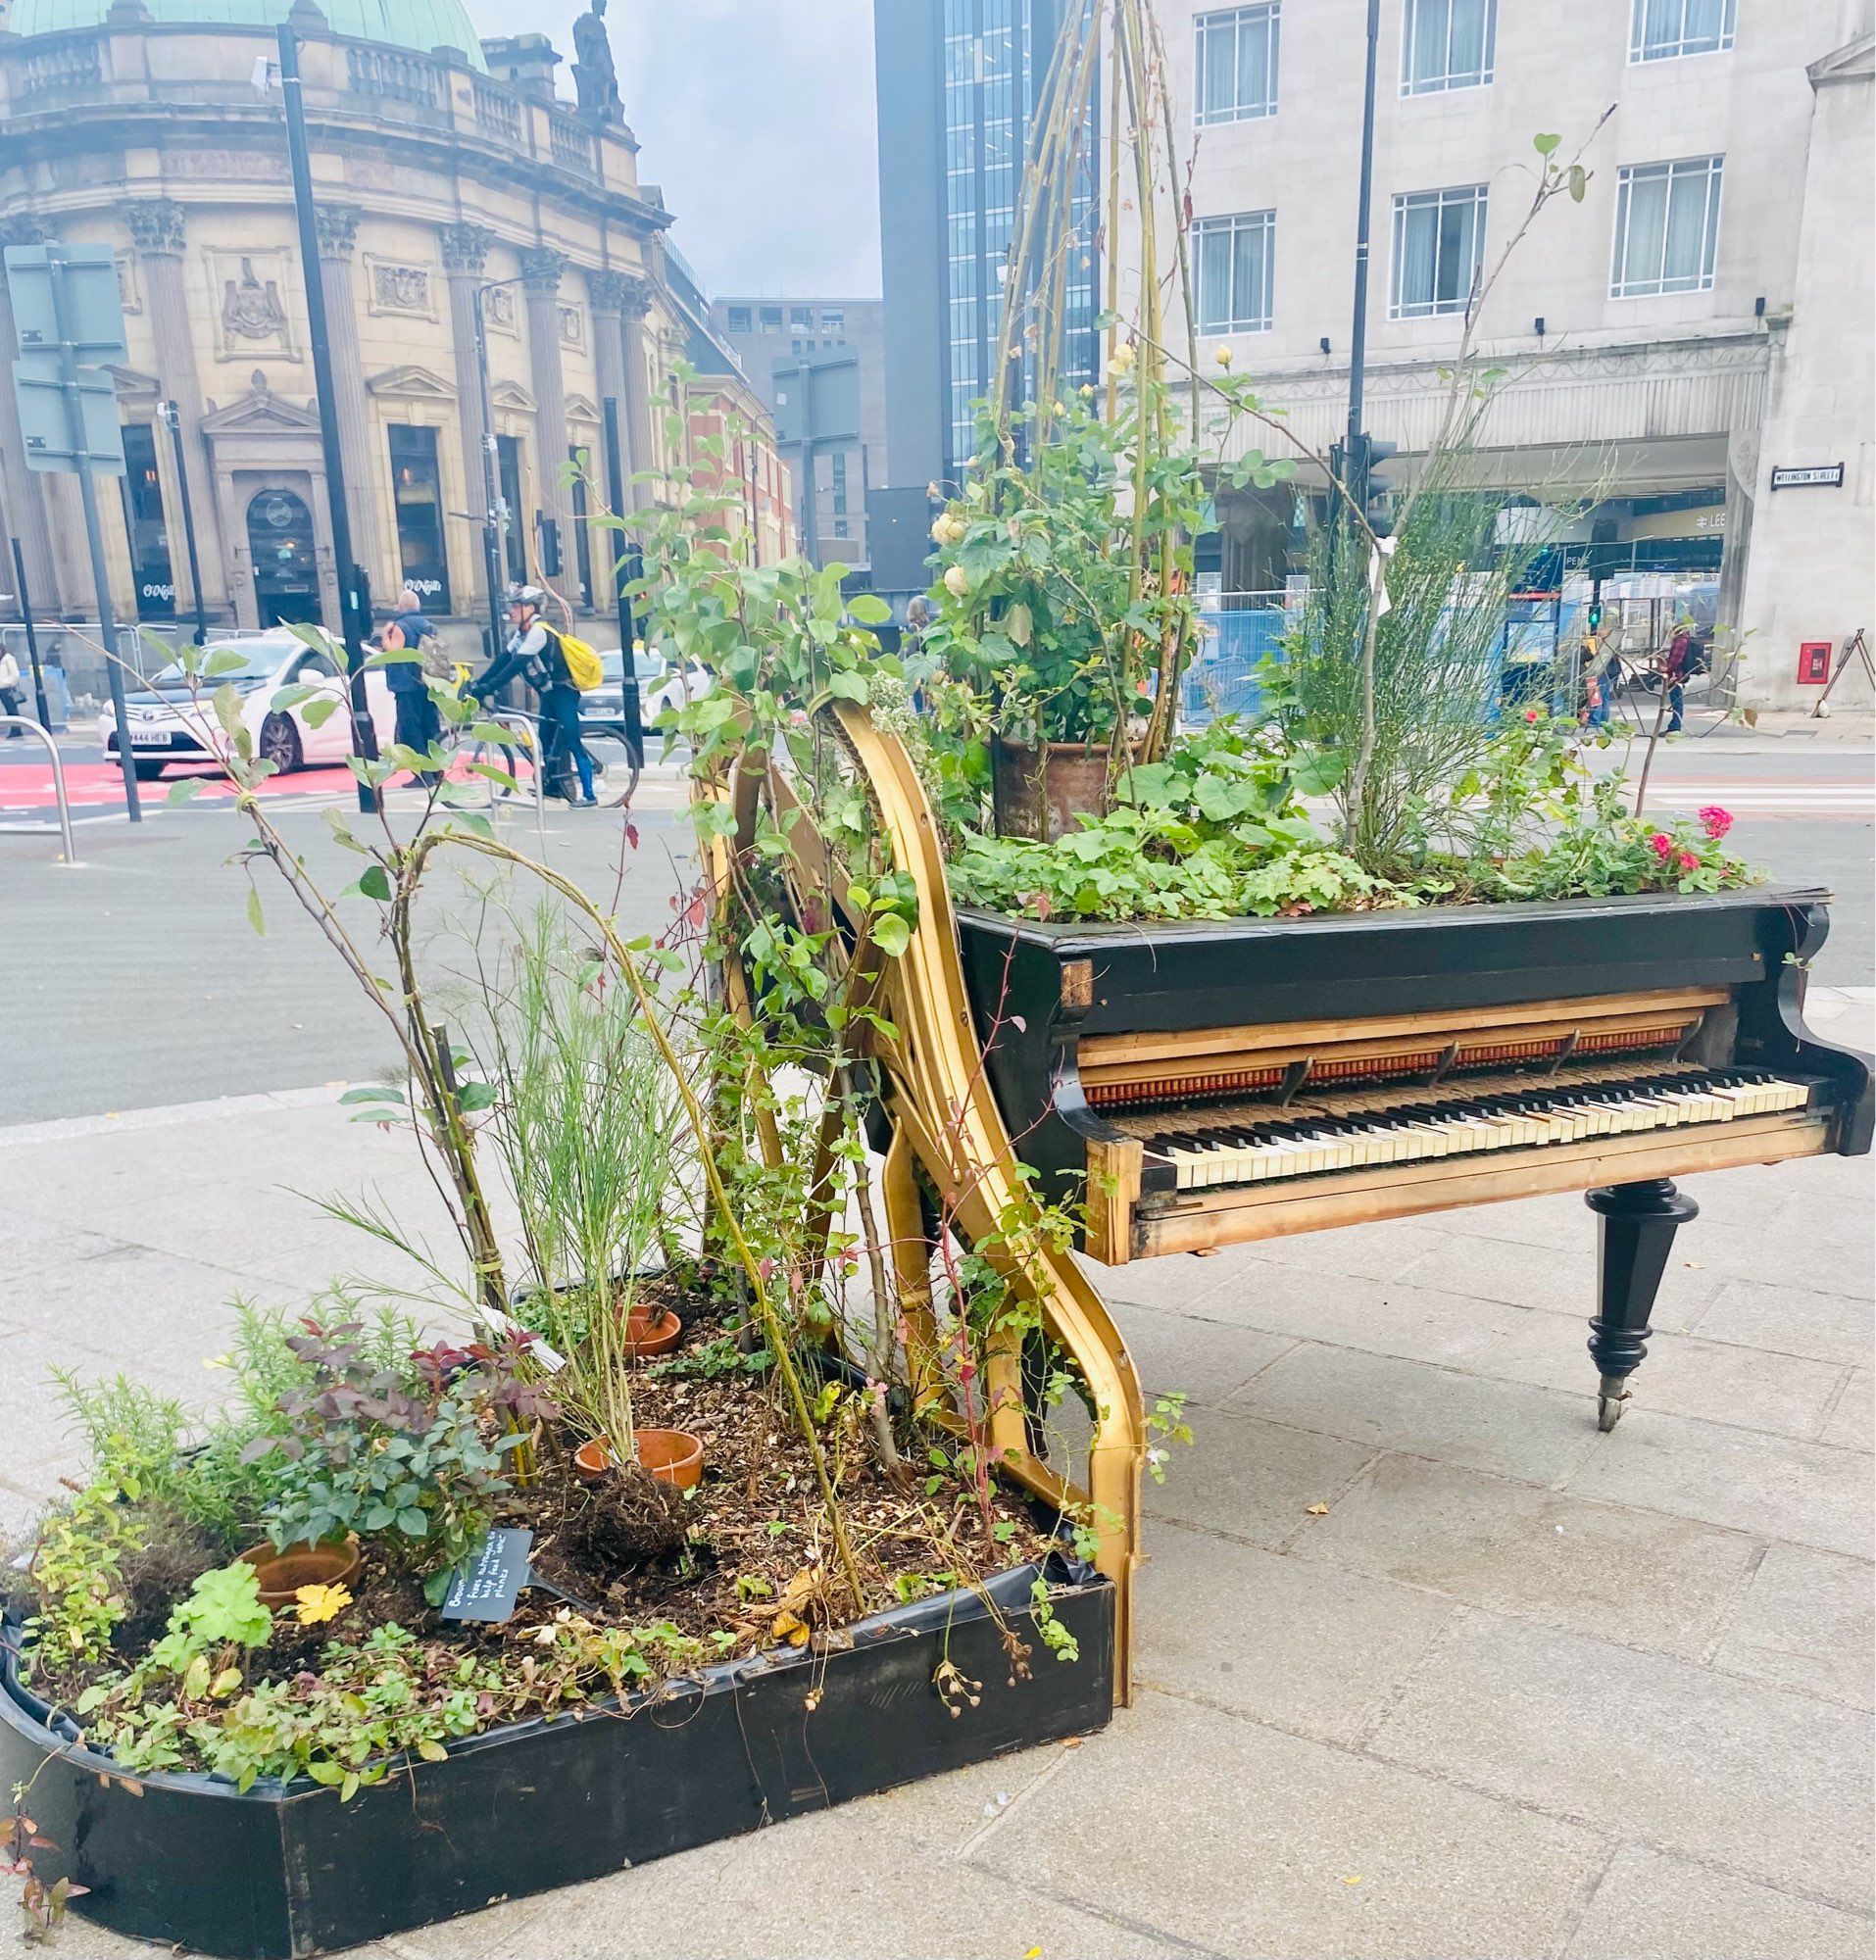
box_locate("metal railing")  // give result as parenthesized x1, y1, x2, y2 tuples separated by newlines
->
(0, 715, 78, 865)
(1183, 591, 1294, 725)
(462, 709, 546, 856)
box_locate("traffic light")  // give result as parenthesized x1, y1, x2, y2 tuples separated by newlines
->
(1587, 598, 1604, 634)
(1360, 435, 1399, 532)
(535, 514, 563, 579)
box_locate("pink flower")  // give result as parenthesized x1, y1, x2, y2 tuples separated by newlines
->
(1649, 832, 1674, 859)
(1678, 849, 1700, 872)
(1698, 804, 1733, 841)
(1524, 707, 1540, 723)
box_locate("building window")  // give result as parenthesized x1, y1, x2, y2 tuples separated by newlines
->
(1390, 184, 1488, 318)
(1194, 211, 1275, 333)
(387, 423, 451, 613)
(821, 307, 845, 329)
(495, 433, 526, 583)
(726, 305, 752, 333)
(831, 449, 848, 516)
(120, 423, 175, 620)
(1194, 6, 1279, 125)
(1611, 157, 1722, 295)
(790, 305, 814, 330)
(758, 305, 782, 331)
(568, 445, 594, 609)
(1630, 0, 1734, 61)
(1402, 0, 1496, 94)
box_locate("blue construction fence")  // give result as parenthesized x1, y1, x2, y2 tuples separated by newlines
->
(1180, 592, 1569, 727)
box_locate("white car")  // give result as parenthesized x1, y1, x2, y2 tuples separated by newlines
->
(579, 650, 711, 761)
(100, 631, 397, 781)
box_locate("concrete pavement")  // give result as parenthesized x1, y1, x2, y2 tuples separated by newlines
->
(0, 987, 1870, 1958)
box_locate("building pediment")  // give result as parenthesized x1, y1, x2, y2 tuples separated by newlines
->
(366, 363, 456, 402)
(200, 373, 322, 436)
(108, 365, 163, 403)
(490, 378, 537, 415)
(565, 391, 599, 423)
(1810, 32, 1874, 85)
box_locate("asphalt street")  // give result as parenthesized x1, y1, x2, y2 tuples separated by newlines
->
(1, 734, 1869, 1124)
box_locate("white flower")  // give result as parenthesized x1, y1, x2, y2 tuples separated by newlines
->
(1110, 341, 1136, 374)
(1214, 343, 1233, 368)
(930, 514, 951, 545)
(943, 564, 971, 599)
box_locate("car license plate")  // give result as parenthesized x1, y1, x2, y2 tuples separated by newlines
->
(127, 725, 173, 746)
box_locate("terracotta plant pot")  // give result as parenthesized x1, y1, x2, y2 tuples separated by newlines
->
(571, 1430, 706, 1492)
(622, 1304, 684, 1358)
(239, 1536, 363, 1608)
(990, 735, 1143, 842)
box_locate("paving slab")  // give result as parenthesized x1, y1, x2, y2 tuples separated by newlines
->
(1223, 1343, 1604, 1486)
(1561, 1844, 1876, 1960)
(1710, 1543, 1876, 1709)
(1564, 1408, 1875, 1558)
(1106, 1300, 1296, 1406)
(1143, 1403, 1377, 1548)
(1688, 1275, 1876, 1369)
(1368, 1613, 1875, 1907)
(1291, 1452, 1759, 1661)
(1476, 1314, 1850, 1443)
(1395, 1229, 1718, 1332)
(1134, 1519, 1457, 1745)
(1820, 1369, 1875, 1451)
(969, 1689, 1606, 1960)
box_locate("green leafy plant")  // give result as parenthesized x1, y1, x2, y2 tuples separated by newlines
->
(240, 1319, 518, 1591)
(21, 1477, 144, 1674)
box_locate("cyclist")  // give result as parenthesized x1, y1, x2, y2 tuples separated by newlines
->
(474, 584, 596, 806)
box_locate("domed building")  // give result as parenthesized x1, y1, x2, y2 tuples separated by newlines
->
(0, 0, 789, 667)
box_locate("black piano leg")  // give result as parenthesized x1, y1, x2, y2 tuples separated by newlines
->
(1584, 1178, 1700, 1432)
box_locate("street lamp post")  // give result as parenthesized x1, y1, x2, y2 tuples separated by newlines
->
(470, 279, 520, 659)
(1343, 0, 1383, 521)
(157, 397, 209, 647)
(272, 21, 378, 814)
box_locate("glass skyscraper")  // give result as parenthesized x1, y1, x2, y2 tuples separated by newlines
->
(879, 0, 1100, 499)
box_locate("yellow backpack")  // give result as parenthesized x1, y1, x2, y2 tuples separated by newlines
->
(555, 630, 604, 693)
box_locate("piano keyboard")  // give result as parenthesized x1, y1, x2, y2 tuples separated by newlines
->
(1130, 1066, 1817, 1192)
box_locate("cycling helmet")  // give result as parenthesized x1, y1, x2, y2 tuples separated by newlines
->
(507, 583, 547, 609)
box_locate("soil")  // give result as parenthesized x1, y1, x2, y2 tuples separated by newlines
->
(25, 1280, 1060, 1725)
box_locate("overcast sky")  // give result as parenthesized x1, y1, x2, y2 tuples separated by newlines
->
(469, 0, 883, 299)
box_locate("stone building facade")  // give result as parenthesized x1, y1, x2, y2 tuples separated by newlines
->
(1141, 0, 1873, 708)
(0, 0, 789, 662)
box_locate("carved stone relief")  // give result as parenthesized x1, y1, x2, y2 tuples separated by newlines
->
(366, 258, 436, 319)
(209, 250, 297, 360)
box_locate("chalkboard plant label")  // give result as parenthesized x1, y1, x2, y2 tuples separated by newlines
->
(439, 1528, 533, 1625)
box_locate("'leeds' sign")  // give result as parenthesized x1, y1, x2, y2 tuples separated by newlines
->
(1769, 463, 1845, 491)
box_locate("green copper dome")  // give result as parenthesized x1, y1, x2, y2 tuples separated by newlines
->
(6, 0, 487, 70)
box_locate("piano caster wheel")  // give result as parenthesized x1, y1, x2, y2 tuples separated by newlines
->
(1597, 1378, 1631, 1432)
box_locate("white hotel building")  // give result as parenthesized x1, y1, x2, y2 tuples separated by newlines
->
(1147, 0, 1873, 709)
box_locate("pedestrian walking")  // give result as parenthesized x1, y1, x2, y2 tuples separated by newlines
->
(475, 585, 595, 805)
(0, 645, 24, 734)
(381, 587, 442, 781)
(1658, 619, 1694, 734)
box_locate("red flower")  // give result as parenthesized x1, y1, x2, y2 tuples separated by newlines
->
(1524, 707, 1540, 723)
(1649, 831, 1673, 858)
(1698, 804, 1733, 841)
(1678, 849, 1700, 872)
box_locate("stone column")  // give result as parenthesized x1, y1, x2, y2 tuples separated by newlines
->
(440, 222, 497, 527)
(584, 269, 633, 606)
(519, 246, 569, 552)
(125, 198, 229, 619)
(0, 213, 63, 613)
(616, 271, 658, 513)
(312, 203, 383, 597)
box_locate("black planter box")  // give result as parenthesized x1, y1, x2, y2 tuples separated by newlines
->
(1, 1560, 1112, 1958)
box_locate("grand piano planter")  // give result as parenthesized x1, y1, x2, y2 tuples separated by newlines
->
(955, 883, 1874, 1428)
(0, 1558, 1112, 1960)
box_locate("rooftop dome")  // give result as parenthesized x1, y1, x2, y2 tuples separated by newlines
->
(4, 0, 488, 71)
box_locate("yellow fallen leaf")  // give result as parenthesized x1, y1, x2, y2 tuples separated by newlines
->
(1343, 1875, 1362, 1886)
(1306, 1503, 1331, 1516)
